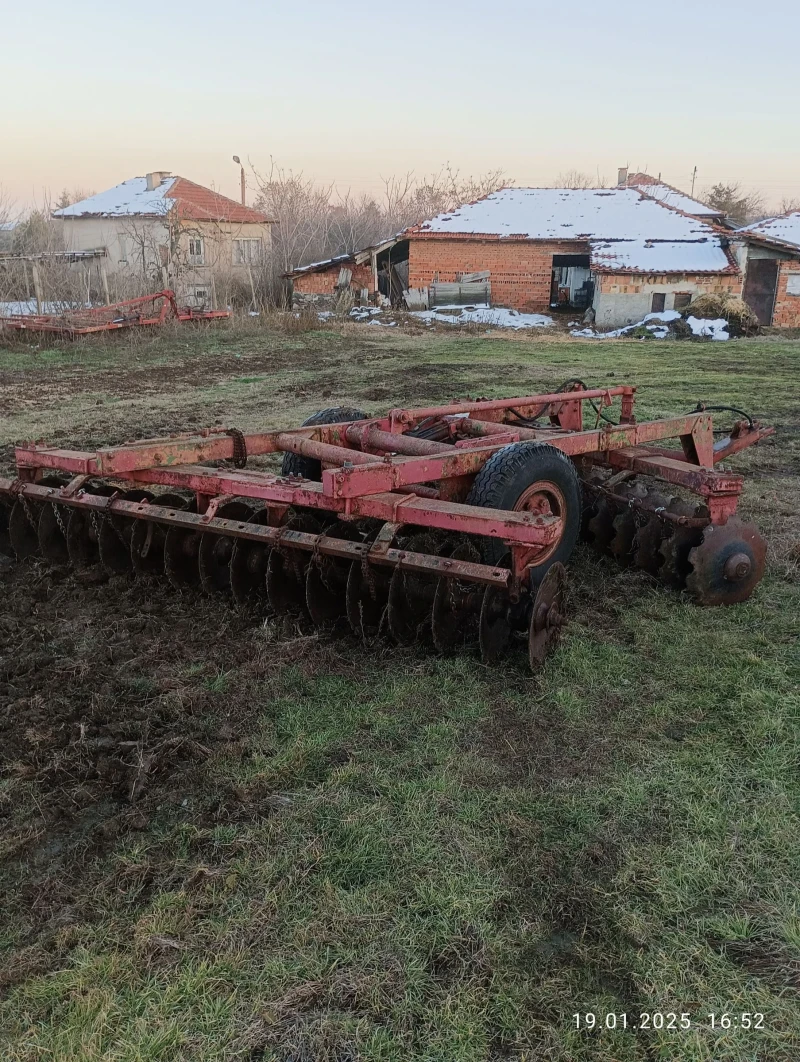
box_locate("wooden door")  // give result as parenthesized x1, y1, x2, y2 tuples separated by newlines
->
(743, 259, 779, 324)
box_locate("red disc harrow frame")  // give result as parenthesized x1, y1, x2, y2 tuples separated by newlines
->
(0, 383, 774, 670)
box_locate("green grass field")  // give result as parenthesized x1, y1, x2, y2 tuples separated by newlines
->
(0, 319, 798, 1061)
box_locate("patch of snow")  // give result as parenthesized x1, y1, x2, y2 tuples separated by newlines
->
(686, 316, 729, 341)
(411, 307, 553, 330)
(629, 181, 721, 216)
(738, 211, 800, 251)
(368, 319, 397, 327)
(590, 239, 731, 273)
(643, 310, 681, 322)
(53, 177, 177, 218)
(317, 310, 334, 320)
(291, 254, 353, 274)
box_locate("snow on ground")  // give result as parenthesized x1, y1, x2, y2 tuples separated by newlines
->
(685, 316, 729, 340)
(412, 306, 553, 329)
(572, 309, 728, 341)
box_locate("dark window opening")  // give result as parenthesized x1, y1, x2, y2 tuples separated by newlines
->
(651, 292, 666, 313)
(673, 292, 692, 310)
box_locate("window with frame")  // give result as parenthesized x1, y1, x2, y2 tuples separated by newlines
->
(188, 237, 205, 265)
(673, 292, 692, 310)
(233, 238, 262, 265)
(651, 292, 666, 313)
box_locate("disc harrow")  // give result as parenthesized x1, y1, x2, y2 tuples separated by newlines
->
(0, 384, 775, 671)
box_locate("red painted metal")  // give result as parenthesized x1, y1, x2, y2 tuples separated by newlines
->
(1, 383, 774, 589)
(0, 289, 230, 337)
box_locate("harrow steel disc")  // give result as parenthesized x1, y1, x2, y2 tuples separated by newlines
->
(305, 521, 364, 627)
(131, 493, 189, 576)
(198, 501, 254, 595)
(65, 485, 116, 569)
(685, 518, 767, 605)
(98, 489, 154, 575)
(345, 527, 395, 641)
(608, 483, 648, 565)
(657, 499, 702, 589)
(266, 512, 320, 615)
(164, 497, 202, 588)
(38, 501, 72, 564)
(8, 476, 64, 560)
(431, 537, 482, 653)
(479, 584, 514, 665)
(631, 491, 670, 575)
(229, 508, 274, 607)
(586, 497, 617, 553)
(387, 532, 439, 644)
(528, 561, 567, 670)
(0, 497, 11, 556)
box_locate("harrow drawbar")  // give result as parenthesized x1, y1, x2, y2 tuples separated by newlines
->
(0, 382, 774, 672)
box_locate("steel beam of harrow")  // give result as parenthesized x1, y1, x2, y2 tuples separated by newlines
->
(0, 473, 560, 548)
(0, 484, 511, 587)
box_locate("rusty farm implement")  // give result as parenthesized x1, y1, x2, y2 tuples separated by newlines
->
(0, 289, 230, 338)
(0, 383, 774, 671)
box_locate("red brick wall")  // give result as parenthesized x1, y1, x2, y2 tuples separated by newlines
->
(293, 262, 373, 295)
(407, 238, 586, 311)
(771, 260, 800, 327)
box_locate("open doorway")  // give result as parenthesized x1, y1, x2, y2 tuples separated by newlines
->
(550, 254, 593, 313)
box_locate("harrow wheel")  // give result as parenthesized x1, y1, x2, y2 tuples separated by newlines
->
(198, 501, 254, 595)
(266, 512, 320, 615)
(229, 508, 274, 608)
(131, 493, 189, 576)
(686, 518, 767, 606)
(528, 562, 567, 670)
(98, 489, 154, 575)
(467, 442, 581, 575)
(387, 531, 439, 644)
(431, 537, 482, 654)
(281, 407, 368, 481)
(478, 583, 514, 665)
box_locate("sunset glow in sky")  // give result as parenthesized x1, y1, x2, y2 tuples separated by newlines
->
(3, 0, 798, 214)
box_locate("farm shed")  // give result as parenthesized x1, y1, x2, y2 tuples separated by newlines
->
(732, 213, 800, 327)
(404, 187, 740, 327)
(285, 237, 409, 310)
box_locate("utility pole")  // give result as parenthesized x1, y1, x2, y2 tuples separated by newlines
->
(232, 155, 245, 205)
(691, 166, 698, 197)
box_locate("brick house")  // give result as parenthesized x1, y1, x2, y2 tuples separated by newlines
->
(403, 187, 741, 326)
(284, 237, 405, 310)
(732, 213, 800, 327)
(54, 172, 274, 307)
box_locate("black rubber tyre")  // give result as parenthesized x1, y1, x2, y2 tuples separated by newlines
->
(280, 406, 368, 481)
(466, 441, 582, 572)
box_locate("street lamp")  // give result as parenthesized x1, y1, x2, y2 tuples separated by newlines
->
(232, 155, 245, 206)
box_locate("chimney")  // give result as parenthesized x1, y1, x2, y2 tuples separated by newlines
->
(617, 166, 628, 187)
(146, 171, 171, 191)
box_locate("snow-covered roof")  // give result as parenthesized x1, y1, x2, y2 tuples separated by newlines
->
(409, 188, 718, 241)
(590, 239, 735, 274)
(53, 175, 271, 223)
(737, 212, 800, 251)
(287, 253, 353, 275)
(54, 177, 178, 218)
(625, 175, 723, 217)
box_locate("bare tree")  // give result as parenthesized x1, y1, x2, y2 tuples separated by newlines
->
(701, 183, 767, 226)
(54, 187, 96, 210)
(553, 170, 606, 189)
(779, 197, 800, 215)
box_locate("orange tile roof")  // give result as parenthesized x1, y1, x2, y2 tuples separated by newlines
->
(169, 177, 273, 224)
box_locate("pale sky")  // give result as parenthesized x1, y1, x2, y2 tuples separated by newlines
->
(2, 0, 799, 214)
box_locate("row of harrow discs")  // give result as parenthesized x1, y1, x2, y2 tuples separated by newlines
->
(0, 383, 773, 671)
